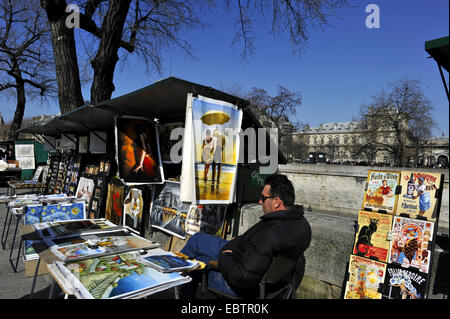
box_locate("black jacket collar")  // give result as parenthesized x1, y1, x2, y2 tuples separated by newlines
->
(260, 204, 305, 221)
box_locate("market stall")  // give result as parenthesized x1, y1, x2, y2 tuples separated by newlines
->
(13, 77, 286, 298)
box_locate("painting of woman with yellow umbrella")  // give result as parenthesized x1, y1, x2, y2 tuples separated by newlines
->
(191, 96, 242, 204)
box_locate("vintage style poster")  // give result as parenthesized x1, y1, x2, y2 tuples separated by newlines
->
(344, 255, 387, 299)
(188, 95, 243, 204)
(389, 216, 434, 274)
(55, 252, 189, 299)
(382, 264, 428, 299)
(353, 210, 393, 263)
(362, 170, 400, 214)
(105, 182, 125, 226)
(123, 187, 145, 233)
(149, 181, 190, 239)
(115, 116, 164, 184)
(185, 205, 226, 236)
(397, 171, 443, 221)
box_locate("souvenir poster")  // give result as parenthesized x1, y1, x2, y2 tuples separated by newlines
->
(185, 205, 226, 236)
(75, 177, 95, 205)
(48, 231, 159, 261)
(123, 187, 144, 233)
(55, 252, 190, 299)
(115, 116, 164, 184)
(159, 122, 184, 163)
(382, 264, 428, 299)
(362, 170, 400, 214)
(105, 182, 125, 225)
(344, 255, 387, 299)
(16, 156, 35, 169)
(149, 181, 190, 239)
(352, 211, 393, 262)
(389, 216, 434, 273)
(188, 95, 243, 204)
(14, 144, 34, 157)
(397, 171, 443, 221)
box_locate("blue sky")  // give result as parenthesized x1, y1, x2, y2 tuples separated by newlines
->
(2, 0, 449, 136)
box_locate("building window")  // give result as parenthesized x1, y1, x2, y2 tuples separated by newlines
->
(335, 137, 339, 145)
(344, 137, 348, 144)
(321, 137, 324, 144)
(314, 137, 317, 145)
(352, 136, 356, 144)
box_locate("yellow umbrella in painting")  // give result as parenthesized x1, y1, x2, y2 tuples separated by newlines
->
(200, 110, 230, 125)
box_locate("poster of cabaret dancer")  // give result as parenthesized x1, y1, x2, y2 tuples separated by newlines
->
(397, 171, 443, 221)
(382, 264, 428, 299)
(353, 211, 393, 263)
(344, 255, 386, 299)
(184, 95, 243, 204)
(362, 170, 400, 214)
(150, 181, 190, 239)
(115, 116, 164, 184)
(389, 216, 435, 274)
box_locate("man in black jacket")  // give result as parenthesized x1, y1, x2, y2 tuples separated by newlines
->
(179, 174, 311, 298)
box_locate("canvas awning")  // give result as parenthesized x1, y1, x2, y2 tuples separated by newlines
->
(425, 36, 449, 100)
(425, 36, 449, 72)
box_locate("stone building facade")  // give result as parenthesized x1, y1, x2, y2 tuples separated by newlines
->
(293, 121, 449, 167)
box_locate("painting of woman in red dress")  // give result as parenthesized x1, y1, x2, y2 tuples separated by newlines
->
(115, 117, 164, 184)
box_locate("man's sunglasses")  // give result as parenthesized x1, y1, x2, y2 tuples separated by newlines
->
(260, 194, 277, 202)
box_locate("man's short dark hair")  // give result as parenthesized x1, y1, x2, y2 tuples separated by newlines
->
(264, 174, 295, 208)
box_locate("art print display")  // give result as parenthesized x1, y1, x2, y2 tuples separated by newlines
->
(115, 116, 164, 184)
(141, 249, 198, 272)
(24, 202, 85, 224)
(397, 171, 443, 221)
(55, 252, 190, 299)
(123, 187, 145, 233)
(75, 177, 95, 204)
(181, 94, 243, 204)
(150, 181, 190, 239)
(382, 264, 428, 299)
(389, 216, 434, 274)
(362, 170, 400, 214)
(34, 218, 118, 239)
(344, 255, 387, 299)
(353, 211, 393, 263)
(23, 201, 85, 259)
(48, 230, 159, 262)
(185, 205, 226, 236)
(105, 182, 125, 225)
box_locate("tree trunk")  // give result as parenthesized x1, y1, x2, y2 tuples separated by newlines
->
(41, 0, 84, 113)
(90, 0, 132, 104)
(8, 82, 26, 141)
